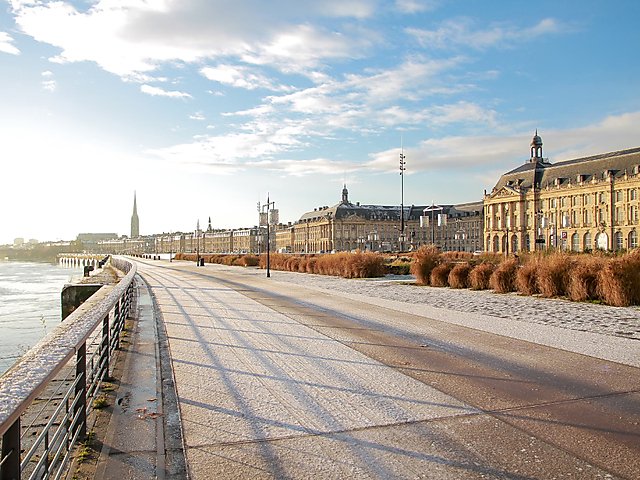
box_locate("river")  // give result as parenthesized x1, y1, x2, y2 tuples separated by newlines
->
(0, 260, 83, 375)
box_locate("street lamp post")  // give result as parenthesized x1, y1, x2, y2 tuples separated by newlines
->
(196, 220, 201, 266)
(399, 142, 406, 252)
(504, 204, 510, 258)
(261, 194, 276, 278)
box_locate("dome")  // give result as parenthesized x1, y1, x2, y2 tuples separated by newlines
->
(531, 129, 543, 147)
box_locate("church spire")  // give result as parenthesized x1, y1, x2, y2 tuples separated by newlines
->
(131, 191, 140, 238)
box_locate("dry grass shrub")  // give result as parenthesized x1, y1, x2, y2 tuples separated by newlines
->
(474, 252, 503, 264)
(448, 262, 472, 289)
(343, 252, 387, 278)
(258, 252, 386, 279)
(468, 262, 494, 290)
(489, 258, 519, 293)
(410, 245, 440, 285)
(596, 250, 640, 306)
(430, 263, 454, 287)
(536, 253, 573, 298)
(305, 257, 317, 273)
(515, 258, 540, 295)
(568, 255, 605, 302)
(441, 251, 474, 260)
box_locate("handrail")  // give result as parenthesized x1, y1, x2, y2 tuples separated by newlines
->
(0, 256, 136, 480)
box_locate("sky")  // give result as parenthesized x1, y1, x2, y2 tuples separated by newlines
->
(1, 0, 639, 244)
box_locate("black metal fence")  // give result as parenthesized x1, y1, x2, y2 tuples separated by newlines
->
(0, 257, 136, 480)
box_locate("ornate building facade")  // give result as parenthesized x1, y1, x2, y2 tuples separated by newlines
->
(484, 133, 640, 253)
(292, 186, 483, 253)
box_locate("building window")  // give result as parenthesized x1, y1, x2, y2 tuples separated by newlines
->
(599, 192, 606, 203)
(616, 207, 624, 223)
(632, 205, 639, 222)
(561, 197, 567, 207)
(630, 230, 638, 249)
(632, 189, 638, 200)
(571, 233, 580, 251)
(615, 231, 624, 250)
(573, 196, 580, 207)
(526, 200, 532, 210)
(526, 234, 531, 251)
(585, 194, 592, 205)
(584, 210, 592, 225)
(616, 191, 624, 202)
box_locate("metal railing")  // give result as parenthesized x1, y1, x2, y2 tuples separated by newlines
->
(0, 257, 136, 480)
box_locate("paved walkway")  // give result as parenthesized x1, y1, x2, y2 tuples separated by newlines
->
(123, 259, 639, 479)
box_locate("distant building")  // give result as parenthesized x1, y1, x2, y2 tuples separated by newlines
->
(77, 233, 118, 242)
(292, 186, 483, 253)
(13, 238, 24, 245)
(484, 132, 640, 252)
(131, 191, 140, 238)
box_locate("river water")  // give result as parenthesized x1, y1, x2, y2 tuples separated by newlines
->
(0, 261, 83, 375)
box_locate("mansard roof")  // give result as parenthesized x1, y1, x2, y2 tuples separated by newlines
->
(491, 146, 640, 194)
(298, 199, 483, 224)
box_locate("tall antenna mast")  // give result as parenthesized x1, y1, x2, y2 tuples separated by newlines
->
(399, 135, 406, 252)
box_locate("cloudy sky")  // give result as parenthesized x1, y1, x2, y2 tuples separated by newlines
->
(1, 0, 639, 244)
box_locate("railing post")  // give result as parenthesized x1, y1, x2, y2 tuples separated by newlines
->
(1, 418, 20, 480)
(74, 343, 87, 440)
(114, 302, 121, 350)
(102, 314, 109, 380)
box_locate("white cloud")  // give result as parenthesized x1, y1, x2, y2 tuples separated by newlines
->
(0, 31, 20, 55)
(253, 158, 360, 176)
(41, 70, 53, 76)
(189, 111, 206, 120)
(200, 64, 292, 91)
(395, 0, 438, 14)
(10, 1, 370, 78)
(407, 17, 569, 50)
(42, 79, 56, 92)
(365, 110, 640, 174)
(140, 84, 192, 98)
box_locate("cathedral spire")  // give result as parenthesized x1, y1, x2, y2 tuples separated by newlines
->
(131, 191, 140, 238)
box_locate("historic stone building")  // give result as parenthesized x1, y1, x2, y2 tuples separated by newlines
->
(484, 133, 640, 253)
(293, 186, 483, 253)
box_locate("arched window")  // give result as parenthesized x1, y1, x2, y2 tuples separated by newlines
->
(525, 234, 531, 251)
(584, 232, 592, 251)
(629, 230, 638, 249)
(486, 236, 491, 251)
(571, 233, 580, 251)
(615, 231, 624, 250)
(512, 235, 518, 252)
(493, 235, 499, 252)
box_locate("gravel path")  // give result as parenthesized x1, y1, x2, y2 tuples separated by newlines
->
(199, 264, 640, 341)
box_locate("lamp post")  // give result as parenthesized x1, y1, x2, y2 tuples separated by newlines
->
(504, 204, 510, 258)
(196, 220, 201, 266)
(262, 194, 275, 278)
(169, 232, 172, 262)
(399, 142, 406, 252)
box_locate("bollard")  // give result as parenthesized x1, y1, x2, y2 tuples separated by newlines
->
(83, 265, 94, 277)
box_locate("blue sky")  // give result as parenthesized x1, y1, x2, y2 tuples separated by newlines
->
(1, 0, 639, 244)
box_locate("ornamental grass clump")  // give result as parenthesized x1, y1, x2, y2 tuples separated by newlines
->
(344, 252, 387, 278)
(489, 258, 519, 293)
(468, 262, 494, 290)
(448, 262, 472, 289)
(410, 245, 440, 285)
(568, 255, 605, 302)
(596, 249, 640, 306)
(430, 262, 454, 287)
(535, 253, 573, 298)
(515, 257, 540, 296)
